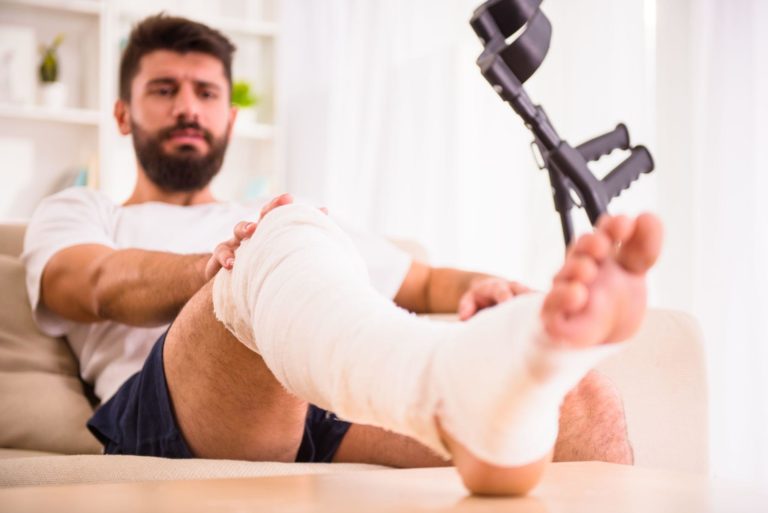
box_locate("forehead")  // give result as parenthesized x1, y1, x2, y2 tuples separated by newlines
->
(133, 50, 227, 87)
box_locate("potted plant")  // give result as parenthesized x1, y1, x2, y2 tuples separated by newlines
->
(231, 79, 261, 122)
(38, 34, 67, 108)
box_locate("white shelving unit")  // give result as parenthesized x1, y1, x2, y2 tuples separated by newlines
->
(0, 0, 283, 219)
(0, 103, 100, 125)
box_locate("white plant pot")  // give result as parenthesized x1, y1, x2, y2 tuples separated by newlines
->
(238, 106, 259, 123)
(39, 81, 68, 109)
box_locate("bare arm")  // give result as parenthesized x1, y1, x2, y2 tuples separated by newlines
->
(41, 244, 209, 327)
(394, 261, 531, 317)
(394, 261, 483, 313)
(41, 194, 292, 327)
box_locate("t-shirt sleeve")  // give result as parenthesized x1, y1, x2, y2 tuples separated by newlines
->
(21, 187, 117, 336)
(334, 218, 413, 300)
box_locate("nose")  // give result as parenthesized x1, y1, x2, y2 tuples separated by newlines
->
(171, 83, 200, 121)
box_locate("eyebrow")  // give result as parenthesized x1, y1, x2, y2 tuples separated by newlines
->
(146, 77, 222, 91)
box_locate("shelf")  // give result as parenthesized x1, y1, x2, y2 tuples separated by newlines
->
(1, 0, 282, 215)
(0, 103, 274, 136)
(1, 0, 102, 15)
(118, 9, 278, 38)
(0, 104, 100, 126)
(233, 120, 275, 140)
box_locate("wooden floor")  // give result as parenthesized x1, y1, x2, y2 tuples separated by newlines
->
(0, 462, 766, 513)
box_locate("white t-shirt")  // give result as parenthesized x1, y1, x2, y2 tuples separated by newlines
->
(22, 187, 412, 403)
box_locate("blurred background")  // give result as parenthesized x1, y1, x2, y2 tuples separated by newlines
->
(1, 0, 766, 489)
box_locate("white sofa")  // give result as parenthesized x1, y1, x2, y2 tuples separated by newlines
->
(0, 222, 709, 487)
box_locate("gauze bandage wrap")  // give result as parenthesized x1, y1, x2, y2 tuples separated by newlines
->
(213, 205, 623, 466)
(213, 205, 452, 456)
(433, 296, 621, 465)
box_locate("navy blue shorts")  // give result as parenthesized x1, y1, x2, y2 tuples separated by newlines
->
(87, 330, 352, 462)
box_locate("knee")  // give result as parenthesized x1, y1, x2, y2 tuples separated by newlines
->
(557, 370, 634, 464)
(566, 370, 624, 418)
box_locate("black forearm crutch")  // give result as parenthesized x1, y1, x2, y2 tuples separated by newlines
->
(470, 0, 655, 247)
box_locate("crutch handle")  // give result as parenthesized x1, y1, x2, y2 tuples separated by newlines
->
(576, 123, 630, 162)
(602, 146, 654, 201)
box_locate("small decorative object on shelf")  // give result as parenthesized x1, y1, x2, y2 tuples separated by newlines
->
(38, 33, 67, 109)
(231, 79, 261, 122)
(0, 25, 36, 106)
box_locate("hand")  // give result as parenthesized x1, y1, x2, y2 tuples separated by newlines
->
(204, 193, 294, 280)
(457, 277, 532, 321)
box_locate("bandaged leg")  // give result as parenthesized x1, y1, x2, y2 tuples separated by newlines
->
(213, 205, 622, 466)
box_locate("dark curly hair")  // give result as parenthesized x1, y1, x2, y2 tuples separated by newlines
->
(119, 14, 236, 102)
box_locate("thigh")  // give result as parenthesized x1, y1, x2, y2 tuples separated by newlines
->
(164, 280, 308, 462)
(88, 331, 194, 458)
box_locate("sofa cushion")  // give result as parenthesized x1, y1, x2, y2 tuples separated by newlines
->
(0, 454, 385, 487)
(0, 255, 101, 454)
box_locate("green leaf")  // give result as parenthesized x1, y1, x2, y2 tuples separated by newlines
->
(38, 34, 65, 82)
(231, 80, 259, 108)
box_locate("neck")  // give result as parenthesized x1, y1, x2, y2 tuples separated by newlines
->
(124, 170, 217, 206)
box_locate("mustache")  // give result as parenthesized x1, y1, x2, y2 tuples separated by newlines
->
(158, 120, 214, 145)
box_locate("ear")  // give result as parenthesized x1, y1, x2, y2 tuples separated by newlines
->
(114, 99, 132, 135)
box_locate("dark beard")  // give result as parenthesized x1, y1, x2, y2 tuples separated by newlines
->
(132, 119, 229, 192)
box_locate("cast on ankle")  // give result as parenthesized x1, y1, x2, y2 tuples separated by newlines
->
(433, 294, 625, 466)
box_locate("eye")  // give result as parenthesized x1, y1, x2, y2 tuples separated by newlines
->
(150, 85, 175, 97)
(200, 88, 219, 100)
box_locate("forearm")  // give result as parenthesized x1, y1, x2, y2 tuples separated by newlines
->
(92, 249, 210, 326)
(395, 261, 493, 314)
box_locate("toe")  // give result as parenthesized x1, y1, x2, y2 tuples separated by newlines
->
(542, 281, 589, 318)
(597, 215, 634, 245)
(616, 213, 663, 274)
(554, 255, 599, 285)
(569, 232, 612, 263)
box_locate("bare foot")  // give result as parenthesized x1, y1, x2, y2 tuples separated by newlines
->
(541, 213, 663, 347)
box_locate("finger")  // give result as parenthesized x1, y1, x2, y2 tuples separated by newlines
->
(318, 206, 329, 215)
(508, 281, 533, 295)
(491, 282, 514, 304)
(219, 237, 239, 251)
(260, 193, 294, 219)
(204, 256, 221, 281)
(275, 193, 294, 206)
(470, 281, 514, 307)
(457, 293, 478, 321)
(213, 243, 236, 269)
(473, 279, 506, 298)
(233, 221, 257, 241)
(259, 196, 279, 218)
(460, 280, 500, 313)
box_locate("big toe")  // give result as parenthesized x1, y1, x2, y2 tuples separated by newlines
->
(597, 214, 633, 244)
(617, 213, 663, 274)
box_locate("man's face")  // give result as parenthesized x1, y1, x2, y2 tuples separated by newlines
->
(118, 50, 236, 192)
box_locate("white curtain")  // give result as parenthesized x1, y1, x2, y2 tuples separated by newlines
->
(279, 0, 768, 488)
(279, 0, 654, 287)
(685, 0, 768, 487)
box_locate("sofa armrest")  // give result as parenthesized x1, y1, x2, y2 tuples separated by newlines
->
(0, 223, 26, 258)
(597, 309, 708, 474)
